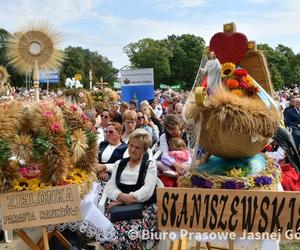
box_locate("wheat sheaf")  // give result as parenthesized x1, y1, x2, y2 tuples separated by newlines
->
(6, 21, 65, 74)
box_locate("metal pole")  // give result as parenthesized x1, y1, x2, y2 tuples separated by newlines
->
(33, 60, 40, 101)
(89, 70, 92, 90)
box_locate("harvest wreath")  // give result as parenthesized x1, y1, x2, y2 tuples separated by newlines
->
(0, 100, 97, 197)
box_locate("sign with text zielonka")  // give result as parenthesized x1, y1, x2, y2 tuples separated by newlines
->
(0, 184, 81, 230)
(157, 188, 300, 240)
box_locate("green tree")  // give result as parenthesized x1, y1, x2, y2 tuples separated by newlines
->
(124, 38, 172, 88)
(61, 46, 117, 88)
(164, 34, 206, 89)
(0, 28, 25, 87)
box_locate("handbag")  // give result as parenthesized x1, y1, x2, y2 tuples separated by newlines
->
(110, 203, 143, 222)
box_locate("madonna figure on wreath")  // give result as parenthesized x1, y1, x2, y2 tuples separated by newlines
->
(101, 129, 159, 249)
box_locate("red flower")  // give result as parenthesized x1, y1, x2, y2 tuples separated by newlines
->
(234, 68, 248, 77)
(70, 105, 78, 112)
(50, 121, 62, 133)
(239, 81, 248, 89)
(55, 99, 65, 107)
(81, 113, 89, 121)
(43, 111, 54, 119)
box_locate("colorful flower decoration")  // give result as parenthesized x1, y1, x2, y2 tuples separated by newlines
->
(191, 175, 213, 188)
(12, 178, 31, 191)
(245, 86, 259, 97)
(242, 76, 254, 88)
(233, 68, 248, 77)
(221, 63, 259, 98)
(50, 121, 62, 133)
(65, 168, 89, 184)
(225, 79, 239, 89)
(221, 62, 236, 78)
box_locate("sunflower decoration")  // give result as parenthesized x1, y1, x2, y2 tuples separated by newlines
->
(221, 63, 260, 98)
(68, 168, 89, 184)
(6, 20, 65, 74)
(12, 177, 45, 192)
(12, 178, 31, 191)
(221, 62, 236, 78)
(245, 86, 259, 97)
(9, 134, 33, 162)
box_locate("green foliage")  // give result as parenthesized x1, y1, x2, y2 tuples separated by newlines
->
(61, 46, 118, 88)
(124, 35, 207, 89)
(124, 38, 173, 88)
(164, 34, 206, 89)
(32, 134, 53, 159)
(65, 129, 73, 152)
(85, 130, 96, 146)
(258, 43, 300, 89)
(0, 138, 12, 165)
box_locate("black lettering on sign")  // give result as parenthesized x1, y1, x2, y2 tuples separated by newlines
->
(228, 196, 239, 231)
(287, 198, 296, 230)
(170, 193, 179, 226)
(218, 195, 228, 229)
(209, 195, 218, 230)
(190, 194, 201, 227)
(296, 207, 300, 230)
(161, 192, 169, 226)
(203, 194, 210, 229)
(258, 196, 270, 232)
(176, 193, 188, 227)
(270, 198, 285, 232)
(241, 196, 258, 231)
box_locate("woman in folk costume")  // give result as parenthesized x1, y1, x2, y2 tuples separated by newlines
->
(201, 51, 222, 94)
(101, 129, 159, 249)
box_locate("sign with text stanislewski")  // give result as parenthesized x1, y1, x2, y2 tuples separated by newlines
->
(0, 184, 81, 230)
(157, 188, 300, 240)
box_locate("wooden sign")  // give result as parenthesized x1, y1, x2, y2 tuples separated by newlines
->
(0, 184, 81, 230)
(157, 188, 300, 240)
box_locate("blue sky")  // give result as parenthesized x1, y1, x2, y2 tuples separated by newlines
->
(1, 0, 300, 69)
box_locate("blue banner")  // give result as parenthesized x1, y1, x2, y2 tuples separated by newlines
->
(39, 70, 60, 84)
(120, 68, 154, 105)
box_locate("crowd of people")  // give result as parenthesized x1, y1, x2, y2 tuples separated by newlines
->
(1, 83, 300, 249)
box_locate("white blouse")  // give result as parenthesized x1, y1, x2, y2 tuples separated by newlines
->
(101, 143, 129, 172)
(105, 160, 157, 203)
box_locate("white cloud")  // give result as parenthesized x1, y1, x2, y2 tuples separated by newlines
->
(152, 0, 206, 9)
(0, 0, 102, 30)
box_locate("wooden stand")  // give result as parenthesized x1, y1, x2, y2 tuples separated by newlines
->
(16, 227, 72, 250)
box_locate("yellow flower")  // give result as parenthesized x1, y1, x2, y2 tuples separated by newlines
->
(231, 89, 244, 97)
(248, 177, 255, 188)
(221, 63, 236, 78)
(227, 168, 244, 177)
(27, 178, 45, 191)
(214, 182, 221, 189)
(68, 168, 88, 184)
(242, 76, 254, 88)
(12, 178, 31, 191)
